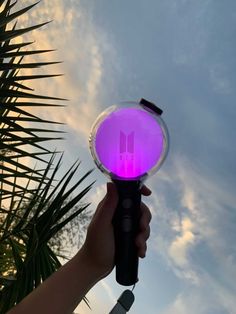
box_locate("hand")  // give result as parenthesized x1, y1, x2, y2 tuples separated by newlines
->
(7, 183, 152, 314)
(80, 182, 152, 279)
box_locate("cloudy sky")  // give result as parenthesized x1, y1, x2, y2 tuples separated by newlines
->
(16, 0, 236, 313)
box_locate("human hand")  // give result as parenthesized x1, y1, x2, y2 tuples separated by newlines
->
(80, 182, 152, 279)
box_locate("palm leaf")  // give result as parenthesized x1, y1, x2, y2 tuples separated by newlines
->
(0, 41, 34, 53)
(0, 2, 40, 28)
(0, 2, 65, 197)
(0, 49, 56, 58)
(0, 102, 64, 119)
(0, 73, 62, 81)
(0, 21, 51, 43)
(0, 60, 62, 71)
(0, 153, 94, 312)
(0, 1, 94, 312)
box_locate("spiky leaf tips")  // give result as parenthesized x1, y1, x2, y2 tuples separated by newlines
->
(0, 1, 94, 312)
(0, 0, 65, 202)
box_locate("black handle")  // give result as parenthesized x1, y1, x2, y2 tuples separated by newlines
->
(112, 180, 141, 286)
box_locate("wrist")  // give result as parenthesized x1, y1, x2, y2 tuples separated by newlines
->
(75, 246, 108, 283)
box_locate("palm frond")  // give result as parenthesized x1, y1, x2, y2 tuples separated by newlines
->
(0, 0, 65, 199)
(0, 41, 34, 53)
(0, 1, 94, 312)
(0, 154, 94, 312)
(0, 21, 51, 43)
(0, 2, 40, 28)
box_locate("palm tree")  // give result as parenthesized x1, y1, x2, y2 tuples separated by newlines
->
(0, 1, 94, 312)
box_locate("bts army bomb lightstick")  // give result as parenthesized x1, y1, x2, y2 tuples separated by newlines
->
(89, 98, 169, 286)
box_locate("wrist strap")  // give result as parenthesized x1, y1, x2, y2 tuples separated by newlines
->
(108, 290, 135, 313)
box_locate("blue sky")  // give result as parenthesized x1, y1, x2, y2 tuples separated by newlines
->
(18, 0, 236, 313)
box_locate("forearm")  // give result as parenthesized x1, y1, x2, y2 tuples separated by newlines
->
(7, 249, 102, 314)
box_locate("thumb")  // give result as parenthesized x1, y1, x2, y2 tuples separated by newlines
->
(100, 182, 119, 221)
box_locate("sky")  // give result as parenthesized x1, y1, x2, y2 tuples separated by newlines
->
(15, 1, 236, 313)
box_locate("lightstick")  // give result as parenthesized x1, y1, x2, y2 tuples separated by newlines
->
(89, 98, 169, 286)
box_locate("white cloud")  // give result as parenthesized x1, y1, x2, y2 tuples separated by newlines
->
(75, 280, 116, 314)
(75, 290, 109, 314)
(9, 2, 236, 313)
(161, 291, 215, 314)
(168, 217, 195, 267)
(14, 0, 116, 144)
(161, 270, 236, 314)
(151, 153, 236, 312)
(100, 280, 117, 304)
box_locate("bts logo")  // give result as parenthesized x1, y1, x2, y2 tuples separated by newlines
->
(119, 131, 134, 160)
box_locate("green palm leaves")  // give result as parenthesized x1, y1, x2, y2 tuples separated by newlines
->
(0, 157, 93, 312)
(0, 1, 94, 312)
(0, 0, 65, 201)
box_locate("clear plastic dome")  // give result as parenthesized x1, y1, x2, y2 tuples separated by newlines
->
(89, 101, 169, 181)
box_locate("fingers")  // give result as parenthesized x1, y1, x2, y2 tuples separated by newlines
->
(94, 182, 152, 240)
(139, 202, 152, 237)
(96, 183, 151, 211)
(136, 226, 150, 257)
(136, 202, 152, 258)
(140, 184, 152, 196)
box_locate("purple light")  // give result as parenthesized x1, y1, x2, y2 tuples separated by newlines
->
(94, 107, 164, 179)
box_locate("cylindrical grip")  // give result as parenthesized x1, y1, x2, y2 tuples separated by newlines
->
(112, 180, 141, 286)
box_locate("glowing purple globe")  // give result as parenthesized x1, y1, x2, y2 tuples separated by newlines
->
(89, 102, 169, 180)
